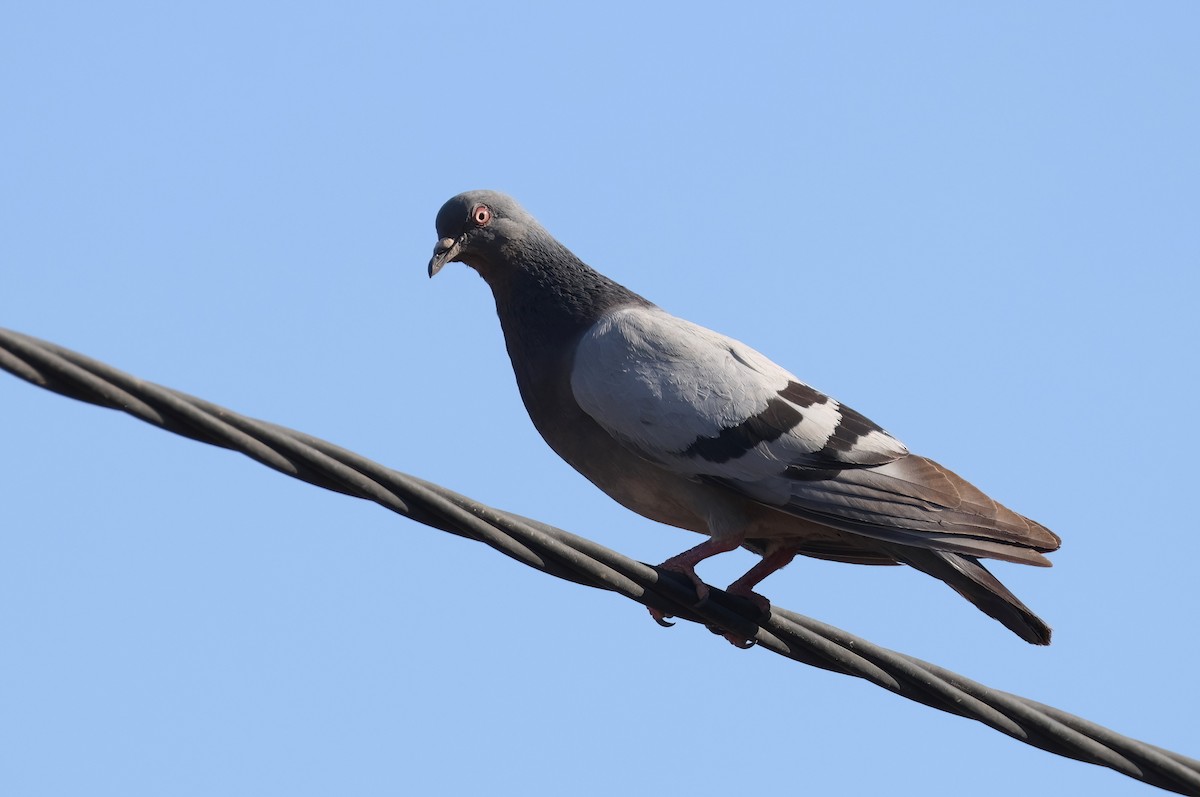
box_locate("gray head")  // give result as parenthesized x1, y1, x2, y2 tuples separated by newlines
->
(428, 189, 651, 333)
(428, 190, 546, 278)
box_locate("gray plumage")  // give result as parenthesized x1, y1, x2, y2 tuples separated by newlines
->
(428, 190, 1060, 645)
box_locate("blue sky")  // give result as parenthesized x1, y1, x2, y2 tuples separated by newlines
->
(2, 3, 1198, 795)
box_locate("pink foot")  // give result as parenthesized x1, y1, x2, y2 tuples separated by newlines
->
(726, 585, 772, 619)
(711, 586, 770, 647)
(717, 629, 757, 649)
(645, 537, 766, 649)
(646, 561, 711, 626)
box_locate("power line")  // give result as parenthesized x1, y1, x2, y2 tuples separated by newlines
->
(2, 326, 1198, 796)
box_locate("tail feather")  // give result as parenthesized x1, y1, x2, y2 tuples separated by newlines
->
(884, 544, 1052, 645)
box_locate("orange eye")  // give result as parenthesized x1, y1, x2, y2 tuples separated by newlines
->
(472, 205, 492, 227)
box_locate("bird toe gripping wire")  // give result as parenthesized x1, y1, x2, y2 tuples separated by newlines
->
(2, 326, 1198, 797)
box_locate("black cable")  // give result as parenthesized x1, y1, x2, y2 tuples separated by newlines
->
(2, 326, 1198, 796)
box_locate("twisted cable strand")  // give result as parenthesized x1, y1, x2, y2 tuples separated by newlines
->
(2, 327, 1197, 796)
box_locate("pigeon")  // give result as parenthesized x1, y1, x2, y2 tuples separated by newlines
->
(428, 190, 1060, 645)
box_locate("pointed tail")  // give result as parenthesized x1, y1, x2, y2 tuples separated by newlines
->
(885, 545, 1053, 645)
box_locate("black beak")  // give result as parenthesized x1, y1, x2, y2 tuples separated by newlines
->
(428, 237, 462, 277)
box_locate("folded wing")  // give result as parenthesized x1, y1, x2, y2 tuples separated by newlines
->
(571, 305, 1059, 563)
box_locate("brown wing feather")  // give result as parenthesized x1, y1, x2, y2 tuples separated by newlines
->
(772, 454, 1060, 563)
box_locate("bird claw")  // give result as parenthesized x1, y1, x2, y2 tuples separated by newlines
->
(648, 606, 676, 627)
(645, 592, 717, 627)
(649, 562, 759, 647)
(705, 623, 757, 649)
(646, 560, 712, 628)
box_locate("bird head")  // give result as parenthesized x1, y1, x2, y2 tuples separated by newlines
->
(428, 190, 538, 277)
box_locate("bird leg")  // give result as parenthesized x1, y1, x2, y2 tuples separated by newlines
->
(725, 546, 801, 618)
(648, 535, 743, 625)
